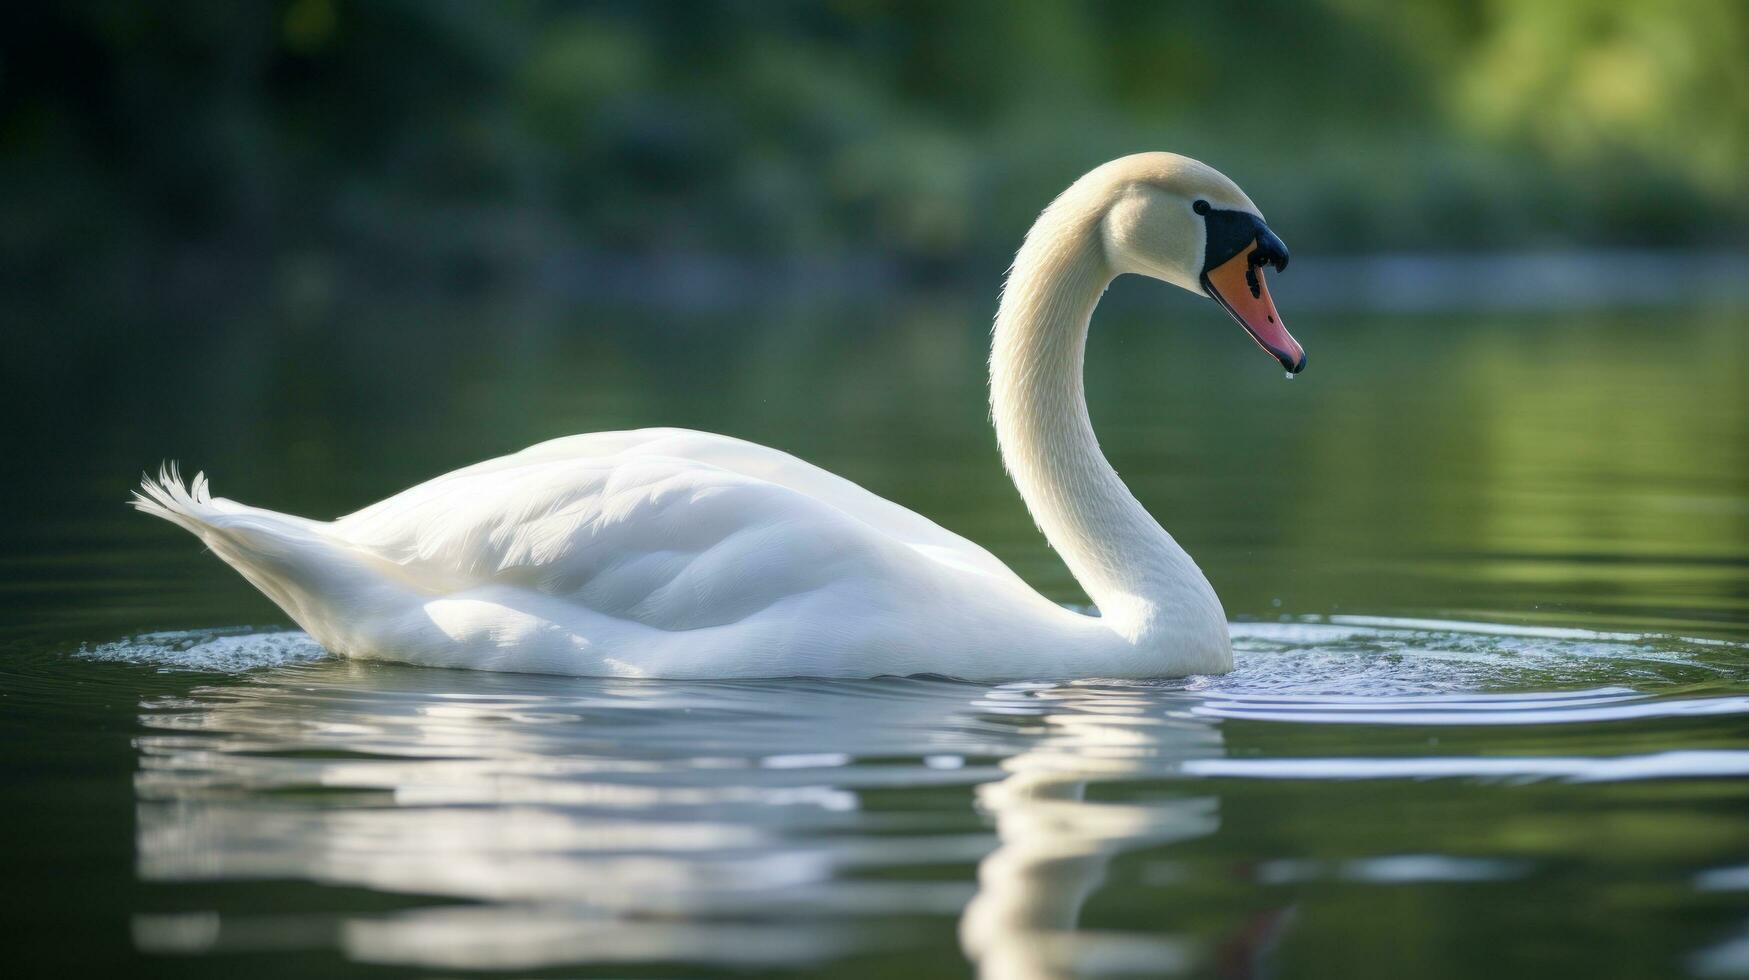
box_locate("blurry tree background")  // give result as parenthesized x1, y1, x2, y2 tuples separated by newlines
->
(2, 0, 1746, 320)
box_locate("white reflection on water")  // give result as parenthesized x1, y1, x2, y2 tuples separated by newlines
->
(110, 618, 1746, 973)
(132, 670, 1015, 968)
(1194, 688, 1749, 726)
(1186, 750, 1749, 782)
(127, 666, 1239, 972)
(1254, 855, 1529, 885)
(1693, 925, 1749, 979)
(959, 684, 1221, 978)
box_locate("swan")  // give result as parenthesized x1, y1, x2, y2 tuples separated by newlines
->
(134, 152, 1304, 680)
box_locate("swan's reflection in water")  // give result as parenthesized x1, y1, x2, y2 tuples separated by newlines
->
(959, 685, 1224, 978)
(131, 662, 1244, 973)
(124, 621, 1749, 975)
(115, 622, 1749, 975)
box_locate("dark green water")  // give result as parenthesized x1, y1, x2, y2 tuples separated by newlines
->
(2, 284, 1748, 977)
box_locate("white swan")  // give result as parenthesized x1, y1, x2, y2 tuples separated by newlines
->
(135, 152, 1304, 680)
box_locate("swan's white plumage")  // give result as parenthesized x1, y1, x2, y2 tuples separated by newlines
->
(135, 152, 1292, 680)
(336, 428, 1023, 590)
(135, 430, 1110, 679)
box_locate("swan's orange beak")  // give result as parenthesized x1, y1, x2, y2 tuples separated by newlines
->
(1204, 244, 1306, 374)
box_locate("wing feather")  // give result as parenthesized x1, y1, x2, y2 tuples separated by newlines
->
(329, 429, 1023, 631)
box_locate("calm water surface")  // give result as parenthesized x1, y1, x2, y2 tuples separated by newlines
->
(2, 288, 1747, 977)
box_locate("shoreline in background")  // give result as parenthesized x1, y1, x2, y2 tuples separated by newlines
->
(527, 248, 1749, 315)
(1282, 250, 1749, 313)
(9, 249, 1747, 335)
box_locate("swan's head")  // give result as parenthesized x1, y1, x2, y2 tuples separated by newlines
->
(1095, 152, 1305, 374)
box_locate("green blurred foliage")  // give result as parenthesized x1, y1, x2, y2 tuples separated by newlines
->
(2, 0, 1745, 310)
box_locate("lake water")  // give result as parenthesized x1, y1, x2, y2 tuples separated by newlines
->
(2, 282, 1747, 977)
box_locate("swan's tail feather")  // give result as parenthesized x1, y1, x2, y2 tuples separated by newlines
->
(132, 462, 217, 536)
(131, 465, 401, 654)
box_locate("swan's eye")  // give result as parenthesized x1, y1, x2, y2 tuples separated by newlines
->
(1192, 200, 1211, 215)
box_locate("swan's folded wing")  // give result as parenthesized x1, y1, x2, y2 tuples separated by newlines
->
(328, 430, 1029, 630)
(337, 427, 1025, 584)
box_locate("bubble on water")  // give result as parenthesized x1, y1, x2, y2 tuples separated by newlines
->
(78, 627, 327, 673)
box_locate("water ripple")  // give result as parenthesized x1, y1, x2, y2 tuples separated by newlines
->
(1185, 750, 1749, 782)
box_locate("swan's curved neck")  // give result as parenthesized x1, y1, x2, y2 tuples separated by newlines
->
(990, 201, 1220, 643)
